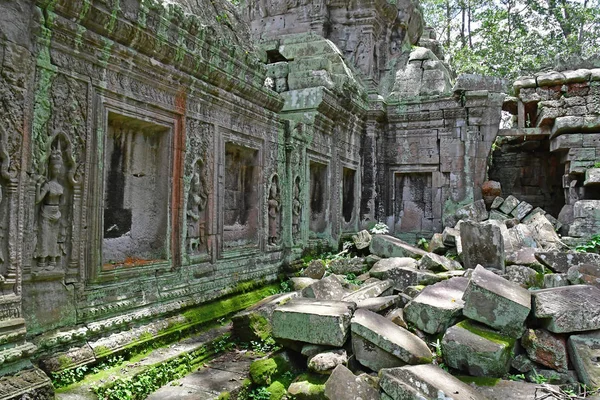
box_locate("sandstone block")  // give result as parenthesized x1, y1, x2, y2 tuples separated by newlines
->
(342, 279, 393, 303)
(535, 251, 600, 273)
(499, 195, 520, 215)
(442, 320, 515, 377)
(460, 221, 505, 271)
(521, 329, 568, 372)
(417, 252, 462, 272)
(351, 309, 432, 371)
(568, 330, 600, 387)
(272, 299, 356, 346)
(324, 365, 379, 400)
(404, 277, 468, 334)
(302, 275, 346, 300)
(307, 349, 347, 375)
(533, 285, 600, 333)
(462, 265, 531, 337)
(303, 259, 326, 279)
(379, 364, 487, 400)
(370, 235, 427, 258)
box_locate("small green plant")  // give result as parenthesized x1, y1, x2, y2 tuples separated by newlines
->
(575, 234, 600, 254)
(370, 222, 389, 235)
(594, 161, 600, 168)
(279, 279, 292, 293)
(417, 237, 429, 251)
(508, 373, 525, 382)
(248, 386, 271, 400)
(345, 273, 362, 286)
(530, 369, 548, 384)
(250, 337, 277, 353)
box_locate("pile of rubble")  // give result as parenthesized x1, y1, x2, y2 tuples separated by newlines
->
(231, 196, 600, 400)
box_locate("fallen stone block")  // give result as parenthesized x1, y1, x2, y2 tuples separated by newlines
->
(584, 168, 600, 186)
(232, 291, 299, 342)
(490, 196, 504, 210)
(507, 224, 539, 251)
(272, 299, 356, 347)
(521, 329, 568, 372)
(291, 277, 318, 290)
(352, 230, 372, 250)
(535, 251, 600, 273)
(287, 373, 327, 399)
(417, 252, 462, 272)
(428, 233, 447, 255)
(472, 379, 560, 400)
(499, 195, 520, 215)
(379, 364, 487, 400)
(342, 279, 393, 303)
(442, 320, 515, 377)
(569, 200, 600, 238)
(543, 273, 569, 288)
(460, 221, 505, 271)
(568, 330, 600, 388)
(370, 258, 441, 291)
(505, 265, 540, 288)
(525, 213, 568, 251)
(369, 235, 427, 258)
(505, 248, 538, 266)
(567, 264, 600, 288)
(328, 257, 366, 275)
(462, 265, 531, 337)
(403, 277, 468, 334)
(355, 295, 400, 313)
(532, 285, 600, 333)
(385, 308, 408, 329)
(303, 259, 326, 279)
(511, 354, 537, 373)
(323, 365, 379, 400)
(302, 274, 347, 300)
(442, 227, 460, 247)
(351, 309, 432, 371)
(511, 201, 534, 220)
(308, 349, 347, 375)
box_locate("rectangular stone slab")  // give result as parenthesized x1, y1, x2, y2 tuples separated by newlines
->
(351, 309, 432, 365)
(462, 265, 531, 337)
(568, 330, 600, 387)
(272, 299, 356, 346)
(379, 364, 488, 400)
(533, 285, 600, 333)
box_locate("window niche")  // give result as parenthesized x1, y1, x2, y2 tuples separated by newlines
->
(223, 143, 259, 248)
(102, 112, 170, 267)
(342, 168, 356, 223)
(309, 161, 328, 233)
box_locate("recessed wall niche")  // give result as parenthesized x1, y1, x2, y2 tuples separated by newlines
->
(394, 172, 433, 233)
(309, 161, 328, 233)
(342, 168, 356, 223)
(223, 143, 259, 248)
(102, 112, 170, 266)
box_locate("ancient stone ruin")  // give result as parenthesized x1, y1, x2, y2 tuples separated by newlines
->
(0, 0, 598, 398)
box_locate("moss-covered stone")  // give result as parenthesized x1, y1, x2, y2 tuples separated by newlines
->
(287, 373, 327, 400)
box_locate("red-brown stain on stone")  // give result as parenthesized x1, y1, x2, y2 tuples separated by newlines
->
(171, 89, 187, 269)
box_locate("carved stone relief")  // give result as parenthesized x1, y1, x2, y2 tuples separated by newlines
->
(186, 159, 209, 255)
(267, 174, 281, 246)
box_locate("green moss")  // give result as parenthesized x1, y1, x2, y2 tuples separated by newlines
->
(248, 314, 272, 341)
(457, 375, 501, 386)
(94, 345, 111, 357)
(138, 331, 154, 342)
(217, 392, 230, 400)
(57, 355, 74, 370)
(250, 358, 278, 385)
(267, 381, 287, 400)
(457, 320, 515, 347)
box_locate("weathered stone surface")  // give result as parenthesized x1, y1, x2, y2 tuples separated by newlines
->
(442, 320, 515, 377)
(535, 251, 600, 273)
(417, 252, 462, 272)
(291, 277, 319, 290)
(287, 375, 327, 399)
(511, 354, 537, 373)
(355, 295, 400, 312)
(323, 365, 379, 400)
(500, 195, 520, 215)
(302, 275, 347, 300)
(505, 248, 538, 266)
(352, 230, 372, 250)
(533, 285, 600, 333)
(404, 277, 468, 334)
(568, 330, 600, 387)
(272, 299, 356, 346)
(379, 364, 487, 400)
(386, 308, 408, 329)
(369, 258, 441, 291)
(584, 168, 600, 186)
(460, 221, 505, 271)
(454, 199, 489, 223)
(301, 344, 333, 359)
(370, 235, 427, 259)
(308, 349, 348, 375)
(462, 265, 532, 337)
(521, 329, 568, 372)
(428, 233, 447, 255)
(328, 257, 366, 275)
(567, 264, 600, 287)
(232, 292, 299, 342)
(442, 227, 460, 247)
(569, 200, 600, 238)
(505, 265, 540, 288)
(351, 309, 432, 369)
(342, 280, 393, 303)
(511, 201, 534, 220)
(491, 196, 504, 210)
(543, 273, 569, 288)
(473, 379, 560, 400)
(304, 260, 326, 279)
(525, 214, 568, 251)
(365, 254, 382, 267)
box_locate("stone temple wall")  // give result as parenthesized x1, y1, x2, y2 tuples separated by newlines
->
(0, 0, 509, 395)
